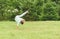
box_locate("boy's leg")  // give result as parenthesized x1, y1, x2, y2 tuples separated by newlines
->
(16, 22, 19, 29)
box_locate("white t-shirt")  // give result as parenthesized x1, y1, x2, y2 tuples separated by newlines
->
(15, 15, 23, 23)
(15, 15, 24, 26)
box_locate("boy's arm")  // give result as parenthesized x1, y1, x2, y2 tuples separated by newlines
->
(19, 11, 28, 17)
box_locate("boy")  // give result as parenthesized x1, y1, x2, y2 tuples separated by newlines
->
(15, 10, 28, 29)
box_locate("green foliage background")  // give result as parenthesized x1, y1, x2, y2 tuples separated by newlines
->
(0, 0, 60, 21)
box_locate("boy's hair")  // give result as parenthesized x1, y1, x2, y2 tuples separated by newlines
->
(20, 20, 25, 24)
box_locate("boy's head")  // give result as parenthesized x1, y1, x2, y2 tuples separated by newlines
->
(20, 19, 25, 25)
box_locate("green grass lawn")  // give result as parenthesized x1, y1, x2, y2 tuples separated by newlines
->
(0, 21, 60, 39)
